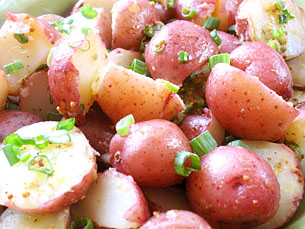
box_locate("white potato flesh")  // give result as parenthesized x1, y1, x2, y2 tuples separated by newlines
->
(71, 169, 150, 229)
(242, 140, 304, 229)
(85, 0, 119, 17)
(236, 0, 305, 60)
(0, 13, 60, 95)
(0, 207, 70, 229)
(37, 14, 63, 23)
(287, 51, 305, 87)
(108, 48, 144, 69)
(0, 121, 97, 213)
(0, 70, 8, 111)
(19, 69, 58, 120)
(289, 90, 305, 106)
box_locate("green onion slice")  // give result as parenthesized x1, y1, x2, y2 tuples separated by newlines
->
(56, 118, 75, 131)
(116, 114, 135, 136)
(71, 216, 94, 229)
(227, 140, 253, 151)
(178, 51, 189, 63)
(157, 79, 179, 93)
(28, 155, 54, 176)
(268, 40, 279, 52)
(4, 133, 23, 147)
(272, 27, 284, 38)
(130, 58, 148, 75)
(181, 6, 197, 19)
(2, 144, 20, 166)
(227, 24, 236, 36)
(279, 14, 288, 24)
(13, 33, 28, 44)
(167, 0, 176, 9)
(155, 40, 166, 54)
(189, 130, 217, 156)
(45, 130, 71, 144)
(283, 9, 295, 19)
(34, 135, 48, 149)
(203, 17, 221, 31)
(210, 29, 222, 46)
(175, 151, 201, 177)
(275, 1, 285, 10)
(144, 25, 155, 38)
(80, 5, 98, 19)
(209, 53, 230, 71)
(81, 27, 93, 36)
(3, 61, 24, 74)
(47, 47, 56, 67)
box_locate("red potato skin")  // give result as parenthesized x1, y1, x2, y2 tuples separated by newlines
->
(145, 20, 218, 85)
(217, 31, 241, 53)
(140, 210, 212, 229)
(205, 64, 298, 141)
(109, 119, 192, 187)
(96, 8, 112, 49)
(0, 110, 42, 143)
(230, 42, 293, 99)
(187, 146, 280, 228)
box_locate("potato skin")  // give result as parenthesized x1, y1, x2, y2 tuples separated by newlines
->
(230, 42, 293, 99)
(217, 31, 240, 53)
(187, 146, 280, 228)
(140, 210, 212, 229)
(205, 64, 298, 141)
(145, 20, 218, 85)
(109, 119, 192, 187)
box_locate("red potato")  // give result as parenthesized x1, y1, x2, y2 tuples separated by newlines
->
(94, 63, 185, 123)
(205, 64, 298, 141)
(109, 119, 192, 187)
(0, 110, 42, 143)
(217, 31, 241, 53)
(19, 69, 58, 120)
(0, 70, 8, 111)
(242, 140, 304, 229)
(0, 121, 97, 214)
(236, 0, 305, 60)
(0, 12, 61, 95)
(48, 32, 108, 123)
(212, 0, 244, 31)
(287, 51, 305, 88)
(111, 0, 161, 50)
(71, 169, 150, 229)
(179, 108, 225, 145)
(173, 0, 216, 26)
(108, 48, 144, 69)
(152, 1, 173, 23)
(140, 210, 212, 229)
(187, 146, 280, 228)
(145, 20, 218, 85)
(0, 207, 70, 228)
(230, 42, 293, 99)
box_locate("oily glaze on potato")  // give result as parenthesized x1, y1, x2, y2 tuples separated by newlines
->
(109, 119, 192, 187)
(205, 64, 298, 141)
(236, 0, 305, 60)
(0, 121, 97, 214)
(287, 51, 305, 88)
(187, 146, 280, 228)
(243, 140, 304, 229)
(94, 63, 185, 123)
(0, 70, 8, 111)
(230, 41, 293, 99)
(0, 12, 61, 95)
(71, 169, 150, 229)
(140, 210, 212, 229)
(145, 20, 217, 85)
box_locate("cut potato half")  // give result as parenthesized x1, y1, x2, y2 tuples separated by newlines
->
(0, 121, 97, 214)
(0, 69, 8, 111)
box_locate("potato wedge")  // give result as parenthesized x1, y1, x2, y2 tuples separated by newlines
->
(242, 140, 304, 229)
(0, 70, 8, 111)
(95, 63, 185, 122)
(287, 51, 305, 88)
(71, 169, 150, 229)
(108, 48, 144, 69)
(0, 121, 97, 214)
(0, 12, 61, 95)
(0, 207, 70, 229)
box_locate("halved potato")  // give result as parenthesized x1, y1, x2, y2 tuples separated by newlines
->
(71, 169, 150, 229)
(0, 121, 97, 214)
(0, 207, 70, 229)
(0, 12, 61, 95)
(0, 69, 8, 111)
(243, 140, 304, 229)
(94, 63, 185, 122)
(108, 48, 144, 69)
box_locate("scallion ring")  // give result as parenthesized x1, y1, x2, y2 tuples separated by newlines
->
(13, 33, 28, 44)
(210, 29, 222, 46)
(3, 61, 24, 74)
(116, 114, 135, 136)
(175, 151, 201, 177)
(178, 51, 189, 63)
(28, 155, 54, 176)
(70, 216, 94, 229)
(56, 118, 75, 131)
(155, 40, 166, 54)
(209, 53, 230, 71)
(203, 17, 221, 31)
(189, 130, 217, 156)
(181, 6, 197, 19)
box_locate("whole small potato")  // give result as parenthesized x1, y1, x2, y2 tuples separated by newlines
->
(145, 20, 217, 85)
(217, 31, 241, 53)
(187, 146, 280, 228)
(109, 119, 192, 187)
(230, 41, 293, 99)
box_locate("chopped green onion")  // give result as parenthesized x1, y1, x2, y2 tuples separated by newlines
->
(272, 27, 284, 38)
(189, 130, 217, 156)
(227, 140, 253, 151)
(19, 152, 31, 162)
(268, 40, 279, 52)
(46, 111, 63, 121)
(227, 24, 236, 36)
(13, 33, 28, 44)
(283, 9, 295, 19)
(203, 17, 221, 31)
(210, 29, 222, 46)
(66, 19, 74, 25)
(3, 61, 24, 74)
(275, 1, 285, 10)
(144, 23, 163, 38)
(181, 6, 197, 19)
(28, 155, 54, 176)
(69, 39, 91, 52)
(279, 14, 288, 24)
(167, 0, 176, 9)
(178, 51, 189, 63)
(157, 79, 179, 93)
(209, 53, 230, 71)
(34, 135, 48, 149)
(71, 216, 94, 229)
(155, 40, 166, 54)
(80, 5, 98, 19)
(116, 114, 135, 136)
(4, 133, 23, 147)
(45, 130, 71, 144)
(47, 47, 56, 67)
(175, 151, 201, 176)
(56, 118, 75, 131)
(284, 141, 303, 161)
(81, 27, 93, 36)
(139, 37, 149, 53)
(2, 144, 19, 166)
(130, 58, 148, 75)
